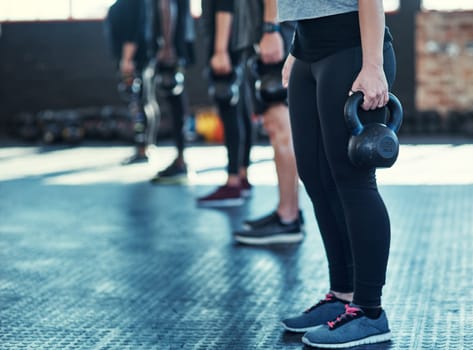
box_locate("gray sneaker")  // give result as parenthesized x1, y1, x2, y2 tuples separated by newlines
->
(302, 304, 391, 348)
(234, 211, 303, 245)
(281, 293, 347, 333)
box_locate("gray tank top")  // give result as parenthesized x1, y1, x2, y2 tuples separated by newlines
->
(277, 0, 358, 22)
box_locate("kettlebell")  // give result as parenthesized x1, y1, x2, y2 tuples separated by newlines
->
(251, 57, 287, 104)
(208, 66, 242, 106)
(156, 62, 185, 96)
(344, 91, 403, 168)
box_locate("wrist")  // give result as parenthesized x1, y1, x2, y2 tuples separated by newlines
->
(262, 22, 280, 34)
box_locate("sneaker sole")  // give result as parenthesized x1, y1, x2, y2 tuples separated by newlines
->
(234, 233, 304, 245)
(150, 176, 188, 185)
(197, 198, 245, 207)
(281, 322, 321, 333)
(243, 223, 305, 231)
(302, 331, 392, 348)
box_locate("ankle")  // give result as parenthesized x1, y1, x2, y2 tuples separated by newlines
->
(226, 176, 241, 187)
(330, 290, 353, 303)
(276, 208, 299, 223)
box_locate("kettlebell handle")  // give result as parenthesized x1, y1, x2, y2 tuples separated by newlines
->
(344, 91, 403, 136)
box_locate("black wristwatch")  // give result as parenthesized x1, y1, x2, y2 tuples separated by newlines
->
(262, 22, 280, 33)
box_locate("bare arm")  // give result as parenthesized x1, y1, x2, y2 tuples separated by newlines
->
(259, 0, 284, 64)
(211, 11, 233, 74)
(158, 0, 176, 63)
(120, 42, 138, 76)
(351, 0, 389, 110)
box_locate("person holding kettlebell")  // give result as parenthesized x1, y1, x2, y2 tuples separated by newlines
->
(233, 2, 303, 245)
(105, 0, 194, 181)
(197, 0, 257, 207)
(276, 0, 397, 348)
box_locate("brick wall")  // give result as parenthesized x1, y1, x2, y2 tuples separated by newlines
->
(416, 11, 473, 113)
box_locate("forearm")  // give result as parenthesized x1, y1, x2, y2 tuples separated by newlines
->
(122, 42, 138, 61)
(214, 12, 232, 54)
(263, 0, 278, 22)
(358, 0, 385, 68)
(160, 0, 175, 50)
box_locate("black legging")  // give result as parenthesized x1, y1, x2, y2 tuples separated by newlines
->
(288, 42, 396, 307)
(213, 53, 252, 175)
(166, 91, 188, 156)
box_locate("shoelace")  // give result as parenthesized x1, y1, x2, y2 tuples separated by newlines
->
(327, 304, 363, 330)
(304, 293, 336, 313)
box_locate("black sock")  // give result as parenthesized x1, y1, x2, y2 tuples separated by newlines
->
(360, 306, 382, 319)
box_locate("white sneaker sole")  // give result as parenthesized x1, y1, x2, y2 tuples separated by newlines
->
(234, 233, 304, 245)
(281, 322, 321, 333)
(197, 198, 245, 207)
(302, 331, 392, 348)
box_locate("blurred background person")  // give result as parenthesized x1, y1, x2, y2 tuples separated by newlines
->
(196, 0, 257, 207)
(233, 1, 304, 245)
(105, 0, 195, 185)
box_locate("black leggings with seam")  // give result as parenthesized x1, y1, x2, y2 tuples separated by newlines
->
(214, 52, 252, 175)
(288, 42, 396, 307)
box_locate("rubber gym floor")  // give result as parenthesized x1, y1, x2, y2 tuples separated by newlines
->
(1, 137, 472, 349)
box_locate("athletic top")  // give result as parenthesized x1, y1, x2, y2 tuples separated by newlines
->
(277, 0, 358, 22)
(105, 0, 195, 65)
(201, 0, 263, 56)
(277, 1, 392, 63)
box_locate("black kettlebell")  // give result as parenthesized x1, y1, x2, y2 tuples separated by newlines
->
(252, 58, 287, 104)
(156, 62, 185, 96)
(344, 91, 403, 168)
(208, 66, 242, 106)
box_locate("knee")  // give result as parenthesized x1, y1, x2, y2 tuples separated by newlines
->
(262, 107, 292, 146)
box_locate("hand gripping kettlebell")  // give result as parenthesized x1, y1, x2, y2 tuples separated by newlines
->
(156, 62, 185, 96)
(248, 55, 287, 104)
(344, 91, 403, 168)
(208, 66, 242, 106)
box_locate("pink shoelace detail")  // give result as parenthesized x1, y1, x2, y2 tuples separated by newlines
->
(327, 304, 362, 329)
(304, 293, 335, 313)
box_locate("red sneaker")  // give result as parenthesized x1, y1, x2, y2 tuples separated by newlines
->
(197, 185, 244, 207)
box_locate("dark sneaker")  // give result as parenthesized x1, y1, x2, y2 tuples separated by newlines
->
(150, 160, 187, 184)
(244, 210, 304, 230)
(234, 211, 303, 245)
(302, 304, 391, 348)
(197, 185, 244, 207)
(121, 153, 148, 165)
(240, 178, 253, 198)
(281, 293, 348, 333)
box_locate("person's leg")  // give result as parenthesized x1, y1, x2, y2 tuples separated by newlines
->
(238, 77, 254, 195)
(196, 98, 245, 207)
(301, 43, 396, 349)
(167, 90, 188, 162)
(314, 43, 396, 310)
(234, 101, 303, 245)
(289, 58, 355, 293)
(262, 103, 299, 221)
(149, 89, 189, 184)
(121, 63, 153, 165)
(280, 57, 353, 331)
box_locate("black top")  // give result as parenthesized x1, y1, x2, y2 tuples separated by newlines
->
(201, 0, 263, 58)
(105, 0, 195, 66)
(105, 0, 148, 64)
(290, 11, 393, 63)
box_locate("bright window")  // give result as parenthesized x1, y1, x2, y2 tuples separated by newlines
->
(384, 0, 400, 12)
(422, 0, 473, 11)
(0, 0, 115, 22)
